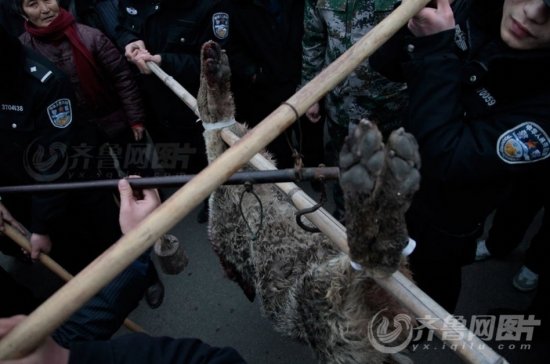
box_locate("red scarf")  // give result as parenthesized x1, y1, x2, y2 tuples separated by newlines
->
(25, 9, 105, 107)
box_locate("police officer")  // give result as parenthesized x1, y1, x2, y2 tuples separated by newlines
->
(371, 0, 550, 312)
(0, 24, 76, 315)
(0, 24, 76, 262)
(0, 25, 157, 326)
(301, 0, 408, 221)
(114, 0, 233, 176)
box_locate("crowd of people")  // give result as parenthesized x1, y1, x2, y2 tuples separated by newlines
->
(0, 0, 548, 362)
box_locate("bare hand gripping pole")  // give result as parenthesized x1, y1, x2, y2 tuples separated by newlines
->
(1, 224, 146, 334)
(0, 2, 504, 363)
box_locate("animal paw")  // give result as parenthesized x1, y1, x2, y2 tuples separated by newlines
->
(383, 127, 421, 200)
(201, 41, 231, 88)
(198, 41, 234, 123)
(363, 128, 420, 277)
(339, 119, 385, 200)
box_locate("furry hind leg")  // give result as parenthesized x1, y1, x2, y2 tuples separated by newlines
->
(340, 120, 420, 276)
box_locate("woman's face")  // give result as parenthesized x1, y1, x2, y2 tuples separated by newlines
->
(501, 0, 550, 49)
(22, 0, 60, 28)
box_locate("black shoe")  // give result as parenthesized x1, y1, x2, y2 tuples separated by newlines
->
(197, 200, 209, 224)
(145, 265, 165, 309)
(145, 279, 165, 309)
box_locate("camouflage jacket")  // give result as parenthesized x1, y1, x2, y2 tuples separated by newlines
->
(301, 0, 407, 132)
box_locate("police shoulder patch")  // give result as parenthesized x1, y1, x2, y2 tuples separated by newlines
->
(497, 122, 550, 164)
(25, 58, 53, 83)
(212, 12, 229, 40)
(126, 6, 138, 15)
(47, 99, 73, 128)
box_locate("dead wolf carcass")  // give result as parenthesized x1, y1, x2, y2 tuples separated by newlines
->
(198, 41, 420, 364)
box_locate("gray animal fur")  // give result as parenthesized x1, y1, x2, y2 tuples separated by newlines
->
(197, 41, 421, 364)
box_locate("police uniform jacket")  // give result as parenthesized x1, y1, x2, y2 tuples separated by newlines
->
(20, 24, 145, 137)
(229, 0, 304, 125)
(371, 0, 550, 234)
(0, 49, 76, 235)
(114, 0, 232, 129)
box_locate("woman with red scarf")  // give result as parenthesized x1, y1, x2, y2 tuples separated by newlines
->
(16, 0, 146, 157)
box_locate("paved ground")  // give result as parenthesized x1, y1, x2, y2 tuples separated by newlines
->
(1, 184, 547, 363)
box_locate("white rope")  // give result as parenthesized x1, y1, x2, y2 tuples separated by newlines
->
(202, 118, 236, 131)
(401, 237, 416, 257)
(350, 237, 416, 271)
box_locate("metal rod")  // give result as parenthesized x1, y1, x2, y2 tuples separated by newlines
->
(0, 167, 339, 194)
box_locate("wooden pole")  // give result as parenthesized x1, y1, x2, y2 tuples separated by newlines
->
(2, 224, 146, 334)
(0, 1, 476, 360)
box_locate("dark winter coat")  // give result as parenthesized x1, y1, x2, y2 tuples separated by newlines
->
(0, 48, 75, 234)
(228, 0, 304, 125)
(114, 0, 232, 129)
(69, 334, 246, 364)
(371, 0, 550, 234)
(20, 23, 145, 138)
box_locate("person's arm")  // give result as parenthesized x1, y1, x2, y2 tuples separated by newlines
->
(301, 0, 327, 123)
(69, 333, 246, 364)
(0, 201, 30, 237)
(113, 2, 140, 51)
(93, 29, 146, 140)
(128, 2, 233, 88)
(400, 0, 550, 182)
(156, 3, 233, 88)
(301, 0, 326, 85)
(117, 177, 160, 234)
(0, 320, 245, 364)
(0, 315, 70, 364)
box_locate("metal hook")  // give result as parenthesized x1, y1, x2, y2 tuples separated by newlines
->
(295, 176, 327, 233)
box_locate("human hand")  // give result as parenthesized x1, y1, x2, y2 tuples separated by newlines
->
(29, 233, 52, 261)
(132, 51, 162, 74)
(0, 315, 70, 364)
(131, 125, 145, 141)
(118, 177, 161, 234)
(305, 102, 322, 123)
(124, 40, 146, 61)
(407, 0, 455, 37)
(0, 202, 29, 238)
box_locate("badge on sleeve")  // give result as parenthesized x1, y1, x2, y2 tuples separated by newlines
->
(497, 122, 550, 164)
(126, 7, 138, 15)
(47, 99, 73, 128)
(212, 12, 229, 40)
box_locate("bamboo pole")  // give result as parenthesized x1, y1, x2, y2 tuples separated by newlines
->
(0, 1, 489, 361)
(2, 224, 146, 334)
